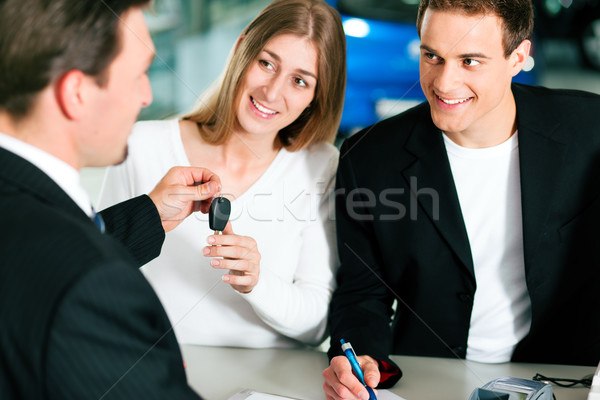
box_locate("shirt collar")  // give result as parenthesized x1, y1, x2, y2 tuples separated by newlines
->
(0, 132, 93, 217)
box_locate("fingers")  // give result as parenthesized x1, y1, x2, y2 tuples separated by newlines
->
(186, 180, 219, 202)
(221, 269, 256, 290)
(210, 259, 258, 291)
(322, 356, 373, 400)
(203, 234, 260, 263)
(170, 166, 222, 214)
(203, 231, 261, 293)
(147, 167, 222, 232)
(168, 166, 220, 204)
(148, 167, 220, 209)
(209, 258, 252, 273)
(163, 166, 221, 197)
(197, 197, 213, 214)
(206, 233, 256, 250)
(202, 244, 259, 263)
(184, 167, 221, 191)
(165, 166, 221, 190)
(360, 356, 380, 389)
(203, 243, 259, 275)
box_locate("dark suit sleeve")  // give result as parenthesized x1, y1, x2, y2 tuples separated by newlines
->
(45, 263, 201, 400)
(99, 195, 165, 266)
(327, 140, 402, 387)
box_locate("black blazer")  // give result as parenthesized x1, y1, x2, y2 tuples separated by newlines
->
(328, 84, 600, 382)
(0, 148, 201, 399)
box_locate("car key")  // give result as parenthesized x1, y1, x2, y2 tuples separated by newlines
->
(208, 196, 231, 235)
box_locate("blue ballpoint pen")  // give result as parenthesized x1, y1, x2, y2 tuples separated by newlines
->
(340, 339, 377, 400)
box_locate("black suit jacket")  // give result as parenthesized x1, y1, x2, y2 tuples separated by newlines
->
(0, 148, 201, 399)
(328, 84, 600, 385)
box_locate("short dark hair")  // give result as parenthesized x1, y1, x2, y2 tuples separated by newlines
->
(0, 0, 151, 119)
(416, 0, 534, 58)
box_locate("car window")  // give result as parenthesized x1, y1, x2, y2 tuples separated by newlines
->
(337, 0, 420, 23)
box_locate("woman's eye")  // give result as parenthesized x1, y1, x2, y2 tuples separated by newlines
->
(294, 77, 307, 87)
(259, 60, 274, 70)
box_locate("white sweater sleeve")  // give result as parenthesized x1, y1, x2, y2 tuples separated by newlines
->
(239, 146, 339, 346)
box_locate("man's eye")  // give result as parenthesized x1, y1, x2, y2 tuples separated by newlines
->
(465, 58, 481, 66)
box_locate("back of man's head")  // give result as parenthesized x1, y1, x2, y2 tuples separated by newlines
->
(416, 0, 534, 57)
(0, 0, 150, 121)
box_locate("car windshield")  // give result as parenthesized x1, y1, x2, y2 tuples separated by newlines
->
(337, 0, 420, 23)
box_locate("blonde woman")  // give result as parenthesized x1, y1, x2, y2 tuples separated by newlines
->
(99, 0, 346, 348)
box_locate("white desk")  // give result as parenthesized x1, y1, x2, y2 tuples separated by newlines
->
(182, 345, 595, 400)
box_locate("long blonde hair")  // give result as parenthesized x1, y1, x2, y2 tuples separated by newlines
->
(183, 0, 346, 151)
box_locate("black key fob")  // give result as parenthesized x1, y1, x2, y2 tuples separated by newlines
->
(208, 197, 231, 233)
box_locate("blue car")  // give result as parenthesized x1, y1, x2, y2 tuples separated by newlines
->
(326, 0, 539, 135)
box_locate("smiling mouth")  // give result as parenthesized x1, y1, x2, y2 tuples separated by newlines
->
(251, 97, 278, 115)
(437, 95, 472, 105)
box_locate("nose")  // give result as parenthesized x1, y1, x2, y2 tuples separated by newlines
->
(433, 62, 461, 94)
(263, 74, 285, 103)
(140, 74, 153, 108)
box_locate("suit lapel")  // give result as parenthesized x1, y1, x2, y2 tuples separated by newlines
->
(0, 147, 89, 223)
(388, 85, 568, 282)
(513, 85, 567, 267)
(400, 113, 474, 277)
(398, 85, 570, 278)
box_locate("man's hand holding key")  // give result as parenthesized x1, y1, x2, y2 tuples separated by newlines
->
(204, 196, 261, 293)
(148, 167, 221, 233)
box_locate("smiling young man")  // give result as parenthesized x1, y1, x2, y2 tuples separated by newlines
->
(323, 0, 600, 399)
(0, 0, 220, 398)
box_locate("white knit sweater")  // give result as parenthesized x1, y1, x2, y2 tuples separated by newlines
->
(99, 120, 339, 348)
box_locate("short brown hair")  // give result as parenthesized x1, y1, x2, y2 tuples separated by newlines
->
(0, 0, 151, 119)
(416, 0, 534, 57)
(184, 0, 347, 151)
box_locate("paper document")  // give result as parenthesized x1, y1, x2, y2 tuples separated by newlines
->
(228, 390, 299, 400)
(228, 389, 406, 400)
(378, 390, 406, 400)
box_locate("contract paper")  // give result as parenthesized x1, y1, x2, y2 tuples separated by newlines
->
(228, 389, 406, 400)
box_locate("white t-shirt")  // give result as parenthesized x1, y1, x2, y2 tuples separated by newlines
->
(99, 120, 339, 348)
(443, 132, 532, 363)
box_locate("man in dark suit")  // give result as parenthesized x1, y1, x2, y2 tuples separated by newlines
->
(323, 0, 600, 399)
(0, 0, 220, 398)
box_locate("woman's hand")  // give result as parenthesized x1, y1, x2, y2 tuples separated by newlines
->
(203, 221, 261, 293)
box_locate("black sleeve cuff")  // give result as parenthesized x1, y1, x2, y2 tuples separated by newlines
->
(100, 195, 165, 266)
